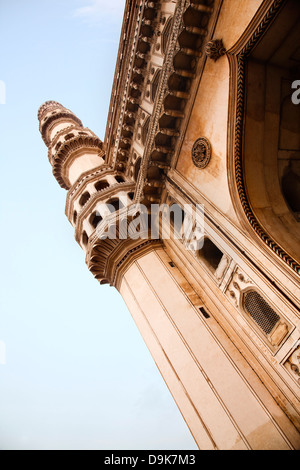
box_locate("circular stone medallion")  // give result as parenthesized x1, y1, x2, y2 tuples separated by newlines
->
(191, 137, 211, 169)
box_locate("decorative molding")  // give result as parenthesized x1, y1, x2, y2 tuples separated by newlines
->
(52, 135, 105, 189)
(191, 137, 211, 169)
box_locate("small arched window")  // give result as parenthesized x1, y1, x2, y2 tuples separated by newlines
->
(82, 231, 89, 246)
(106, 198, 124, 213)
(115, 175, 125, 183)
(79, 191, 90, 207)
(89, 211, 103, 229)
(73, 211, 77, 223)
(134, 158, 142, 182)
(95, 180, 109, 191)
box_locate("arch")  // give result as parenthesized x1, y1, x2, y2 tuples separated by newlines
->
(89, 211, 103, 229)
(95, 179, 109, 191)
(106, 198, 123, 213)
(115, 175, 125, 183)
(227, 0, 300, 274)
(82, 231, 89, 246)
(79, 191, 90, 207)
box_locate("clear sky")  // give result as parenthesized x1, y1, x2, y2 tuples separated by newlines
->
(0, 0, 197, 450)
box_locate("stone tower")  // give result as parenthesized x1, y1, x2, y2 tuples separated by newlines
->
(38, 0, 300, 451)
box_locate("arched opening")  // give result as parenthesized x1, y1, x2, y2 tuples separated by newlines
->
(82, 231, 89, 246)
(115, 175, 125, 183)
(242, 0, 300, 263)
(73, 211, 77, 223)
(95, 179, 109, 191)
(106, 198, 123, 213)
(89, 211, 103, 229)
(79, 191, 90, 207)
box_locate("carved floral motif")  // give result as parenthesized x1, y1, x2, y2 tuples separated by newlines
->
(205, 39, 226, 61)
(191, 137, 211, 169)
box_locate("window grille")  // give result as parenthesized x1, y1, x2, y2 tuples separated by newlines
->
(244, 291, 280, 335)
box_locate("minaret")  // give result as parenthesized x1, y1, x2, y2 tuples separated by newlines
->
(38, 100, 159, 281)
(38, 101, 299, 450)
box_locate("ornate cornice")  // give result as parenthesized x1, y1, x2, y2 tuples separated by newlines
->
(227, 0, 300, 276)
(52, 135, 105, 189)
(107, 0, 158, 169)
(86, 222, 162, 288)
(134, 0, 215, 204)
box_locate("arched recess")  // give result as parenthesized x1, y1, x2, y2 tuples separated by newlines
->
(227, 0, 300, 275)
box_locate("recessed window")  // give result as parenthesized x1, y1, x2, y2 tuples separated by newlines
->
(73, 211, 77, 223)
(197, 238, 223, 274)
(79, 191, 90, 207)
(128, 192, 134, 200)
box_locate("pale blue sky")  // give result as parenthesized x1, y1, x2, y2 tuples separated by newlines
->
(0, 0, 197, 450)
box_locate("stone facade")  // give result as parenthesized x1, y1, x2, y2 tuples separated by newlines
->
(39, 0, 300, 450)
